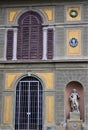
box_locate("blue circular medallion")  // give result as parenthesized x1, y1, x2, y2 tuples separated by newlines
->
(69, 38, 78, 47)
(72, 123, 78, 129)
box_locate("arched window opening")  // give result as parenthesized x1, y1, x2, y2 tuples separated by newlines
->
(6, 11, 54, 60)
(15, 76, 43, 130)
(17, 11, 43, 60)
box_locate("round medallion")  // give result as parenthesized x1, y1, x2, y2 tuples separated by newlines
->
(69, 10, 78, 18)
(72, 123, 78, 129)
(69, 38, 78, 47)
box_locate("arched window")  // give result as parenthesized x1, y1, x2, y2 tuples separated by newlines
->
(15, 76, 43, 130)
(6, 11, 54, 60)
(17, 11, 43, 60)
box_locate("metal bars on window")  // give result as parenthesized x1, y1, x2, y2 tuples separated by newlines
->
(15, 78, 42, 130)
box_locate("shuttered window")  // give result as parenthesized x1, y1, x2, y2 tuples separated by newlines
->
(6, 30, 13, 60)
(47, 29, 54, 59)
(17, 11, 43, 60)
(6, 12, 54, 61)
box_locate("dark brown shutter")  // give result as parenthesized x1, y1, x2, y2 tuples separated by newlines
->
(47, 29, 54, 59)
(17, 26, 30, 59)
(30, 25, 43, 59)
(17, 11, 43, 60)
(6, 30, 13, 60)
(22, 26, 30, 59)
(17, 27, 22, 59)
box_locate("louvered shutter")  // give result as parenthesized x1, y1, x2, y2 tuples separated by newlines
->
(17, 11, 43, 60)
(17, 27, 22, 59)
(6, 30, 13, 60)
(22, 26, 30, 59)
(47, 29, 54, 59)
(30, 25, 43, 59)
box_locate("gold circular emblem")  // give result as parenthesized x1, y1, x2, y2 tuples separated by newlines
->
(69, 10, 78, 18)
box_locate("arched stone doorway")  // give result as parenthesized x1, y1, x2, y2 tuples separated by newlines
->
(65, 81, 84, 121)
(15, 76, 43, 130)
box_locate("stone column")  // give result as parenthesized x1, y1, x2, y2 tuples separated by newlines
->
(42, 27, 47, 60)
(12, 28, 17, 60)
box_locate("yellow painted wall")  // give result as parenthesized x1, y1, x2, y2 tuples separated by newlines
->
(68, 121, 82, 130)
(8, 8, 54, 24)
(5, 72, 54, 89)
(40, 8, 54, 21)
(66, 6, 81, 21)
(3, 96, 12, 124)
(5, 73, 22, 89)
(66, 29, 81, 55)
(36, 72, 54, 89)
(46, 96, 54, 123)
(8, 9, 20, 24)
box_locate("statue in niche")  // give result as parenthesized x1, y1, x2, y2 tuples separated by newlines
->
(69, 89, 80, 112)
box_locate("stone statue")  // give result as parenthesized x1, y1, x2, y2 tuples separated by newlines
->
(69, 89, 80, 112)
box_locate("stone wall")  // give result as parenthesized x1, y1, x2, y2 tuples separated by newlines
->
(0, 0, 87, 130)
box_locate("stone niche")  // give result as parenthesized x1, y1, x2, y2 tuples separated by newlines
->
(65, 81, 84, 130)
(65, 81, 84, 121)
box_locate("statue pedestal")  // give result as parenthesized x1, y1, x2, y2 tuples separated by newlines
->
(70, 112, 80, 121)
(67, 112, 82, 130)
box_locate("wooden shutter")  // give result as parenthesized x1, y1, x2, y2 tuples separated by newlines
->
(6, 30, 13, 60)
(17, 27, 22, 59)
(30, 25, 43, 59)
(17, 11, 43, 60)
(17, 26, 30, 59)
(47, 29, 54, 59)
